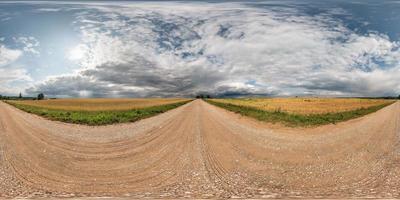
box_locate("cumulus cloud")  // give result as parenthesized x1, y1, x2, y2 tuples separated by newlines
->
(0, 68, 32, 94)
(0, 44, 22, 67)
(0, 41, 33, 95)
(0, 73, 32, 96)
(28, 2, 400, 97)
(27, 75, 151, 98)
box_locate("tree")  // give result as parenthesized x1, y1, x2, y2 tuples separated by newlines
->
(19, 92, 22, 99)
(37, 93, 44, 100)
(398, 95, 400, 99)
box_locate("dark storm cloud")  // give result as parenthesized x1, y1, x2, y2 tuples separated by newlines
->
(26, 75, 153, 98)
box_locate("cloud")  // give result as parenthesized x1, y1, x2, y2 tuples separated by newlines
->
(0, 44, 22, 67)
(67, 44, 88, 61)
(0, 68, 31, 83)
(37, 8, 61, 12)
(0, 66, 32, 96)
(0, 41, 33, 96)
(28, 2, 400, 97)
(13, 36, 40, 55)
(1, 16, 11, 21)
(26, 75, 151, 98)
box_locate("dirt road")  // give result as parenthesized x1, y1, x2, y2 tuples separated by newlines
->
(0, 100, 399, 198)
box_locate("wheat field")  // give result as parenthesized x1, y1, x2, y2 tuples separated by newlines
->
(8, 98, 190, 111)
(210, 98, 394, 114)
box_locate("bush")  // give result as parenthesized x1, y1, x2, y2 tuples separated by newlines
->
(37, 93, 45, 100)
(195, 94, 211, 99)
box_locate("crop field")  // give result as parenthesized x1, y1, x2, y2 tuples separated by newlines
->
(207, 98, 395, 126)
(7, 98, 189, 111)
(6, 98, 191, 125)
(209, 98, 393, 114)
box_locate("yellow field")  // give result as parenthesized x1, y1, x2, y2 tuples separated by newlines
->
(8, 98, 190, 111)
(210, 98, 394, 114)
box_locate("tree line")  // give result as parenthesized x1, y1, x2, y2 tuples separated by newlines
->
(195, 94, 211, 99)
(0, 93, 45, 100)
(1, 93, 400, 100)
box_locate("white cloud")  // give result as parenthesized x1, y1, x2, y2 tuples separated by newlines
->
(28, 2, 400, 97)
(0, 67, 32, 96)
(37, 8, 61, 12)
(67, 44, 88, 61)
(0, 41, 33, 96)
(13, 36, 40, 55)
(0, 68, 31, 83)
(0, 44, 22, 67)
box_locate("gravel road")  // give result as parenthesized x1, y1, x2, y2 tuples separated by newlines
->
(0, 99, 399, 198)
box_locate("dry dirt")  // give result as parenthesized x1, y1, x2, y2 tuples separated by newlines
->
(0, 99, 399, 198)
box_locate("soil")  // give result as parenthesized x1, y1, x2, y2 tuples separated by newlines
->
(0, 99, 399, 198)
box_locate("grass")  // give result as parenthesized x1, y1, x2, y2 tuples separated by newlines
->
(6, 99, 191, 126)
(206, 99, 395, 127)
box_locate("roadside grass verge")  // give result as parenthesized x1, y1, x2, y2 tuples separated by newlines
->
(206, 99, 395, 127)
(6, 100, 191, 126)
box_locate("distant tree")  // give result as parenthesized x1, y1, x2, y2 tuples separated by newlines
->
(0, 94, 2, 99)
(196, 94, 205, 99)
(398, 95, 400, 99)
(37, 93, 45, 100)
(19, 92, 22, 99)
(206, 95, 211, 99)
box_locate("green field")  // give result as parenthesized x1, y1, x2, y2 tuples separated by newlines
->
(7, 99, 191, 126)
(206, 99, 395, 127)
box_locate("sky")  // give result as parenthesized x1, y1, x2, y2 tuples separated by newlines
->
(0, 0, 400, 98)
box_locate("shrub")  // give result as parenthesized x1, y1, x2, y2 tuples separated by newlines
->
(38, 93, 45, 100)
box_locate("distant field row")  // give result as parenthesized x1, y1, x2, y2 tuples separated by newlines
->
(209, 98, 393, 114)
(5, 98, 395, 127)
(8, 98, 189, 111)
(207, 98, 395, 127)
(6, 98, 191, 126)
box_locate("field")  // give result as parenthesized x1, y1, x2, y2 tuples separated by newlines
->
(209, 98, 392, 114)
(207, 98, 395, 126)
(6, 98, 191, 125)
(7, 98, 189, 111)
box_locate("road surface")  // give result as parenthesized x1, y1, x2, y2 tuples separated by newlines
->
(0, 100, 399, 198)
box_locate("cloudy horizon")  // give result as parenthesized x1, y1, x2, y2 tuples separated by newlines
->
(1, 0, 400, 98)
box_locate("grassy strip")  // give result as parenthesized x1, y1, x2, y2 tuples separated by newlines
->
(206, 99, 394, 127)
(6, 100, 191, 126)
